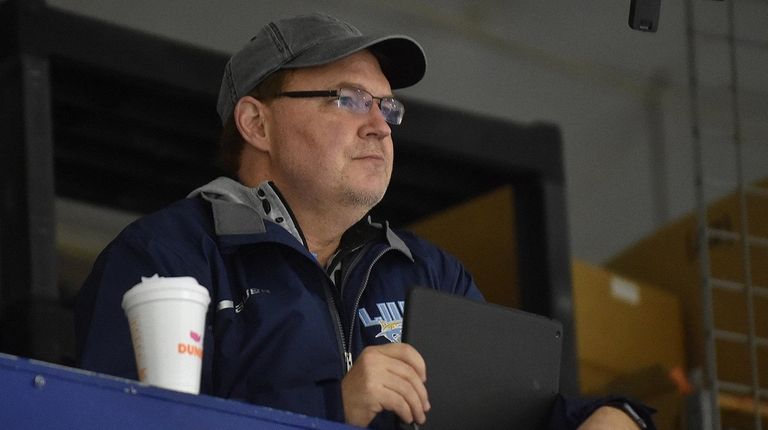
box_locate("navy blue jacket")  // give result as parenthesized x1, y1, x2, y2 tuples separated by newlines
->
(75, 178, 654, 429)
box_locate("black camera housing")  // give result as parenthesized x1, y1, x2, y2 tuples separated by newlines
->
(629, 0, 661, 32)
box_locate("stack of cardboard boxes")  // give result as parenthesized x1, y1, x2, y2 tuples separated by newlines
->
(608, 179, 768, 428)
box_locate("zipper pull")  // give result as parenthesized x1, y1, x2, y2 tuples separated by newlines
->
(345, 351, 353, 372)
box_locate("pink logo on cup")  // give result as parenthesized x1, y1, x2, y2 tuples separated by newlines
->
(190, 331, 202, 343)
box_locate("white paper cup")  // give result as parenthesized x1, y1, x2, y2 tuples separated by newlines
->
(121, 275, 210, 394)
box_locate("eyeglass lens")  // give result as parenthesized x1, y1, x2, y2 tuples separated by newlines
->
(337, 88, 404, 125)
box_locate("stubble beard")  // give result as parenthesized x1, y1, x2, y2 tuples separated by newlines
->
(341, 186, 386, 210)
(337, 161, 390, 212)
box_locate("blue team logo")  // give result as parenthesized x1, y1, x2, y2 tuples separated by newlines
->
(358, 301, 404, 343)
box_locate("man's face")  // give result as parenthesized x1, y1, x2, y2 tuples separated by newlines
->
(263, 50, 394, 213)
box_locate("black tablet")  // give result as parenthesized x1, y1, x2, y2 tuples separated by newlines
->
(402, 287, 562, 430)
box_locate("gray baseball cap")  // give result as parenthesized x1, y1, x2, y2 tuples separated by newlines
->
(216, 13, 427, 124)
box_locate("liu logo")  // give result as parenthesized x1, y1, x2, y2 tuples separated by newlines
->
(358, 301, 404, 343)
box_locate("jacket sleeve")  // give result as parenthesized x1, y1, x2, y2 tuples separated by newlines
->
(74, 233, 213, 389)
(416, 235, 485, 301)
(449, 261, 485, 301)
(547, 394, 656, 430)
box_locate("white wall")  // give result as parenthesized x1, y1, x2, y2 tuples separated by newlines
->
(47, 0, 768, 264)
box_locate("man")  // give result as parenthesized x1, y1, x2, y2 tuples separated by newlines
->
(76, 13, 652, 430)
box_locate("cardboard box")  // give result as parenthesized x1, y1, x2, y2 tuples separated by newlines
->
(572, 260, 687, 430)
(572, 260, 686, 385)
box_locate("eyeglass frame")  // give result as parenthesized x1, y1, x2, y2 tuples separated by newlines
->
(273, 87, 405, 125)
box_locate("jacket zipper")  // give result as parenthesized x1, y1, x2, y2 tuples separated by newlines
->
(322, 283, 351, 373)
(324, 246, 395, 374)
(268, 181, 350, 371)
(343, 248, 394, 368)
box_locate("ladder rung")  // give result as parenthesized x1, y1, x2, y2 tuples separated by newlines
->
(707, 228, 768, 249)
(719, 392, 768, 418)
(711, 277, 743, 292)
(707, 227, 741, 242)
(752, 235, 768, 249)
(711, 278, 768, 298)
(718, 380, 768, 401)
(747, 186, 768, 199)
(708, 228, 739, 242)
(719, 381, 750, 395)
(714, 329, 768, 348)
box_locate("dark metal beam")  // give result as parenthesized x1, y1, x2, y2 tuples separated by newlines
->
(0, 0, 57, 360)
(515, 176, 578, 395)
(396, 102, 564, 182)
(42, 7, 224, 96)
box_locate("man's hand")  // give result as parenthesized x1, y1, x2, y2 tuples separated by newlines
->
(577, 406, 641, 430)
(341, 343, 430, 427)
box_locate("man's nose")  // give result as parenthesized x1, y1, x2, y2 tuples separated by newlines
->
(362, 102, 392, 138)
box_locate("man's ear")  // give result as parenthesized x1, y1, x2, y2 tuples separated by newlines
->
(234, 96, 271, 152)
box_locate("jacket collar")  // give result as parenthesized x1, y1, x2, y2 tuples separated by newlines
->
(187, 176, 412, 259)
(188, 177, 304, 244)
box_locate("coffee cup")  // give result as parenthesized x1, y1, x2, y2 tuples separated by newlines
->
(121, 274, 210, 394)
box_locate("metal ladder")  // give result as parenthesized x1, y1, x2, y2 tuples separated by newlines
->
(685, 0, 768, 428)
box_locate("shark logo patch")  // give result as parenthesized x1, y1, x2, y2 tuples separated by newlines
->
(358, 301, 404, 343)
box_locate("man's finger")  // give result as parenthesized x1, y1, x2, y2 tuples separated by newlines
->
(373, 343, 427, 381)
(384, 357, 430, 411)
(379, 380, 428, 424)
(382, 375, 428, 424)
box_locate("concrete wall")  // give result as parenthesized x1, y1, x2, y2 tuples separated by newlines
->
(47, 0, 768, 264)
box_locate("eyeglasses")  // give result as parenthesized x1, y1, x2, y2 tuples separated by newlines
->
(274, 87, 405, 125)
